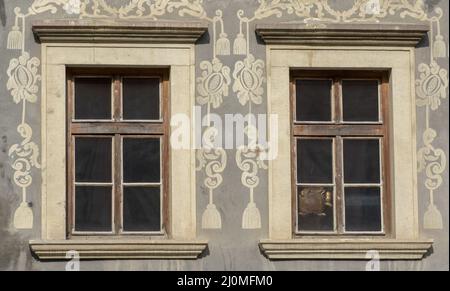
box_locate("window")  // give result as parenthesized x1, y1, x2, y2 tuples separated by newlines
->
(67, 68, 169, 236)
(258, 23, 433, 260)
(31, 20, 208, 260)
(291, 71, 390, 236)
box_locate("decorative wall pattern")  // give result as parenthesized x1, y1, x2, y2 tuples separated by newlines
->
(236, 141, 268, 229)
(417, 60, 448, 229)
(231, 13, 267, 228)
(6, 14, 42, 229)
(250, 0, 432, 22)
(229, 0, 449, 230)
(78, 0, 206, 19)
(4, 0, 448, 234)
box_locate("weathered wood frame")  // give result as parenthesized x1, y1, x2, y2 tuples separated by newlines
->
(66, 68, 170, 237)
(290, 70, 391, 237)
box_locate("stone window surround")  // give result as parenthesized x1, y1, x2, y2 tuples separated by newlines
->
(29, 19, 208, 260)
(257, 22, 434, 260)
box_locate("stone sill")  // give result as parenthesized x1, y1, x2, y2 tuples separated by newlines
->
(30, 239, 208, 260)
(259, 239, 433, 260)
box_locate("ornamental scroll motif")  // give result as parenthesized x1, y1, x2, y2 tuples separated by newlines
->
(236, 128, 268, 229)
(251, 0, 430, 23)
(78, 0, 206, 19)
(6, 52, 42, 229)
(4, 0, 449, 233)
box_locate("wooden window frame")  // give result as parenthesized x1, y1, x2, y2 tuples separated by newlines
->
(66, 68, 170, 238)
(290, 70, 391, 238)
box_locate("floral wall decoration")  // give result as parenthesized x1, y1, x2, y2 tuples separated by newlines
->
(4, 0, 232, 231)
(416, 54, 448, 230)
(4, 0, 449, 232)
(6, 52, 41, 229)
(241, 0, 449, 231)
(232, 9, 268, 229)
(193, 8, 230, 230)
(236, 145, 267, 229)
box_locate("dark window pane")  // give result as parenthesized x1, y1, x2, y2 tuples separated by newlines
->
(75, 137, 112, 183)
(123, 138, 160, 183)
(344, 187, 382, 232)
(343, 139, 380, 184)
(297, 139, 333, 184)
(75, 78, 112, 120)
(342, 80, 379, 122)
(75, 186, 112, 232)
(123, 78, 160, 120)
(298, 186, 334, 232)
(296, 79, 332, 122)
(123, 187, 161, 232)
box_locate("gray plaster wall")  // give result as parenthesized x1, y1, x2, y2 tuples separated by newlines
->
(0, 0, 448, 271)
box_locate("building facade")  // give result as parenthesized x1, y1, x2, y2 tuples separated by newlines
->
(0, 0, 448, 271)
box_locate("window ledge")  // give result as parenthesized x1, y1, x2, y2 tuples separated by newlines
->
(256, 22, 429, 47)
(259, 239, 433, 260)
(30, 240, 208, 260)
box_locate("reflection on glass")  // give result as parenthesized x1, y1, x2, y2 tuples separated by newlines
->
(344, 139, 380, 184)
(123, 78, 160, 120)
(342, 80, 379, 122)
(123, 186, 161, 232)
(75, 77, 112, 120)
(297, 186, 334, 232)
(75, 186, 112, 232)
(297, 139, 333, 184)
(75, 137, 112, 183)
(296, 79, 332, 122)
(345, 187, 381, 232)
(123, 138, 161, 183)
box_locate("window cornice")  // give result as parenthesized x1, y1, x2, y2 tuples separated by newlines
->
(32, 19, 208, 44)
(256, 22, 429, 47)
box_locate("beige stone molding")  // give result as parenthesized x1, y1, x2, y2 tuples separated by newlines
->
(266, 46, 433, 260)
(259, 239, 434, 260)
(256, 23, 429, 47)
(39, 42, 198, 258)
(32, 19, 208, 44)
(30, 240, 208, 260)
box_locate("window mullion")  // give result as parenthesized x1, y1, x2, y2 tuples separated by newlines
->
(335, 136, 344, 234)
(333, 78, 342, 124)
(113, 75, 121, 122)
(114, 134, 122, 234)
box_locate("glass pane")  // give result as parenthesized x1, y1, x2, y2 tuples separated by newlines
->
(297, 186, 334, 232)
(343, 139, 380, 184)
(296, 79, 332, 122)
(344, 187, 382, 232)
(75, 78, 112, 120)
(75, 186, 112, 232)
(342, 80, 379, 122)
(75, 137, 112, 183)
(123, 187, 161, 232)
(123, 78, 160, 120)
(297, 139, 333, 184)
(123, 138, 160, 183)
